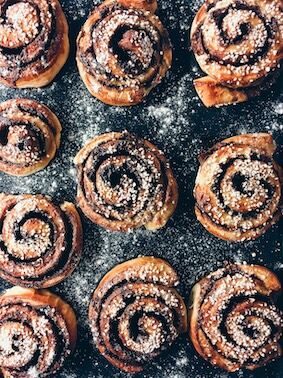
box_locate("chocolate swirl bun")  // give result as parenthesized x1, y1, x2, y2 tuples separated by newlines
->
(189, 264, 283, 372)
(76, 0, 172, 106)
(0, 99, 61, 176)
(0, 287, 77, 377)
(194, 133, 283, 241)
(190, 0, 283, 107)
(74, 132, 178, 231)
(0, 0, 69, 88)
(0, 193, 83, 288)
(89, 257, 187, 373)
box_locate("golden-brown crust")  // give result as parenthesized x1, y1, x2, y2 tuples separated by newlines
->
(76, 59, 153, 106)
(193, 76, 249, 107)
(76, 0, 172, 106)
(193, 73, 280, 108)
(97, 256, 180, 289)
(194, 133, 283, 241)
(0, 193, 83, 288)
(219, 133, 278, 157)
(0, 287, 77, 377)
(1, 287, 77, 351)
(89, 256, 187, 372)
(188, 264, 282, 372)
(0, 0, 69, 88)
(116, 0, 158, 12)
(0, 99, 61, 176)
(74, 132, 178, 231)
(190, 0, 283, 107)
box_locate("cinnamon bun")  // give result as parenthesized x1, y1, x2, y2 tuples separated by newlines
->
(0, 99, 61, 176)
(74, 132, 178, 231)
(89, 256, 187, 372)
(189, 264, 283, 371)
(76, 0, 172, 106)
(190, 0, 283, 107)
(194, 133, 283, 241)
(0, 193, 83, 288)
(0, 0, 69, 88)
(0, 286, 77, 377)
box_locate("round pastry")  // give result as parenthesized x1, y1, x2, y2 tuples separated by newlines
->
(189, 264, 283, 372)
(0, 99, 61, 176)
(76, 0, 172, 106)
(74, 132, 178, 231)
(0, 286, 77, 377)
(0, 193, 83, 288)
(190, 0, 283, 107)
(89, 256, 187, 372)
(194, 133, 283, 241)
(0, 0, 69, 88)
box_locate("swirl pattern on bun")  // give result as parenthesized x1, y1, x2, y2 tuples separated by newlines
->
(189, 264, 283, 371)
(0, 287, 77, 377)
(190, 0, 283, 106)
(194, 133, 283, 241)
(0, 193, 83, 288)
(0, 99, 61, 176)
(76, 0, 172, 105)
(89, 256, 187, 372)
(0, 0, 69, 88)
(74, 132, 178, 231)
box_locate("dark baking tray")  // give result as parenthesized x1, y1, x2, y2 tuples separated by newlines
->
(0, 0, 282, 377)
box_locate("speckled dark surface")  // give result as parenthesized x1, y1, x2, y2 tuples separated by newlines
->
(0, 0, 282, 377)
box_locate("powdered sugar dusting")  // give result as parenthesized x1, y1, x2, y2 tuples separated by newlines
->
(0, 0, 282, 377)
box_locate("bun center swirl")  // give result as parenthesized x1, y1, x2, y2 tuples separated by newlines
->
(202, 3, 271, 67)
(0, 124, 43, 166)
(2, 197, 60, 262)
(0, 2, 40, 49)
(219, 158, 278, 213)
(0, 0, 53, 66)
(0, 321, 38, 368)
(118, 29, 154, 70)
(86, 150, 163, 220)
(76, 0, 172, 105)
(213, 148, 280, 219)
(91, 8, 159, 79)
